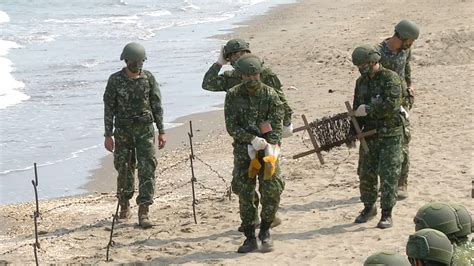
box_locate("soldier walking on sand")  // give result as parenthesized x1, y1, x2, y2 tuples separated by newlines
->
(224, 54, 285, 253)
(350, 45, 404, 229)
(103, 42, 166, 229)
(375, 19, 420, 200)
(203, 38, 292, 231)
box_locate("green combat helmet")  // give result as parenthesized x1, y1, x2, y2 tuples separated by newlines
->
(223, 39, 250, 59)
(414, 202, 462, 238)
(395, 19, 420, 40)
(364, 251, 410, 266)
(406, 228, 453, 265)
(351, 45, 381, 65)
(450, 203, 473, 239)
(234, 54, 263, 76)
(120, 42, 147, 61)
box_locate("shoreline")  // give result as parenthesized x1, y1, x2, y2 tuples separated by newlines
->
(83, 106, 226, 195)
(1, 0, 473, 264)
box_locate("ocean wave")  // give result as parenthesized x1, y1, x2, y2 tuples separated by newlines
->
(45, 15, 139, 25)
(176, 13, 235, 27)
(0, 40, 29, 109)
(0, 10, 9, 24)
(144, 9, 172, 17)
(20, 31, 59, 45)
(0, 144, 100, 176)
(180, 1, 201, 11)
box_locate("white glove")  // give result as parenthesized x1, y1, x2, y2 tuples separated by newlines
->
(282, 123, 293, 138)
(247, 145, 257, 159)
(217, 45, 228, 66)
(354, 104, 368, 117)
(251, 136, 268, 151)
(400, 106, 409, 119)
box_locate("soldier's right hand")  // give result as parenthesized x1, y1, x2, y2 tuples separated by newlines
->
(251, 136, 268, 151)
(104, 137, 114, 152)
(217, 45, 228, 66)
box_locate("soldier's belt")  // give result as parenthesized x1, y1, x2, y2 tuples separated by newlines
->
(115, 113, 154, 127)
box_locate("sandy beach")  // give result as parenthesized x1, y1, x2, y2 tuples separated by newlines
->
(1, 0, 473, 264)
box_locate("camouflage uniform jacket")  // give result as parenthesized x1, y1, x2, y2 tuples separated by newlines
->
(224, 82, 283, 145)
(353, 66, 403, 137)
(103, 68, 164, 137)
(452, 239, 474, 266)
(376, 40, 413, 109)
(203, 62, 293, 125)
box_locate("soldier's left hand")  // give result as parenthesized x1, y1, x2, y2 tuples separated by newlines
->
(158, 134, 166, 149)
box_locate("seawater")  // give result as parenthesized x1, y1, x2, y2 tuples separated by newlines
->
(0, 0, 296, 205)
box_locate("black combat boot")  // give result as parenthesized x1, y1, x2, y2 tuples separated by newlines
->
(377, 208, 393, 229)
(237, 227, 258, 253)
(258, 220, 274, 253)
(354, 203, 377, 223)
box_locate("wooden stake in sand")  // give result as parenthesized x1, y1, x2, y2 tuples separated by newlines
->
(292, 101, 376, 164)
(188, 121, 198, 224)
(31, 163, 40, 266)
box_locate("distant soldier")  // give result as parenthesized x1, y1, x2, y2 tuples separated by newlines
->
(414, 202, 474, 265)
(224, 54, 285, 253)
(103, 42, 166, 229)
(406, 228, 453, 266)
(350, 45, 404, 229)
(376, 19, 420, 200)
(364, 251, 410, 266)
(203, 38, 291, 231)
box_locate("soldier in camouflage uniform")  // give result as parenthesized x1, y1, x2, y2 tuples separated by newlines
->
(375, 19, 420, 200)
(414, 202, 474, 265)
(364, 251, 410, 266)
(202, 38, 293, 135)
(451, 204, 474, 266)
(406, 228, 454, 266)
(225, 54, 285, 253)
(103, 42, 166, 229)
(350, 45, 404, 229)
(203, 39, 291, 231)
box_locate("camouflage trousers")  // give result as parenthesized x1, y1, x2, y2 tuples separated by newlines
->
(231, 143, 285, 229)
(358, 135, 402, 210)
(399, 120, 411, 187)
(113, 123, 157, 205)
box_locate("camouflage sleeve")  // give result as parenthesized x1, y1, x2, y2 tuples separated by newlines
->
(367, 74, 401, 120)
(224, 91, 255, 143)
(350, 79, 362, 135)
(202, 63, 228, 92)
(266, 92, 284, 145)
(103, 76, 116, 137)
(264, 72, 293, 126)
(405, 48, 412, 87)
(148, 73, 165, 134)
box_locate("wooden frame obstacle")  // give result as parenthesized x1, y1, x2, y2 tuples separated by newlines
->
(292, 101, 376, 164)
